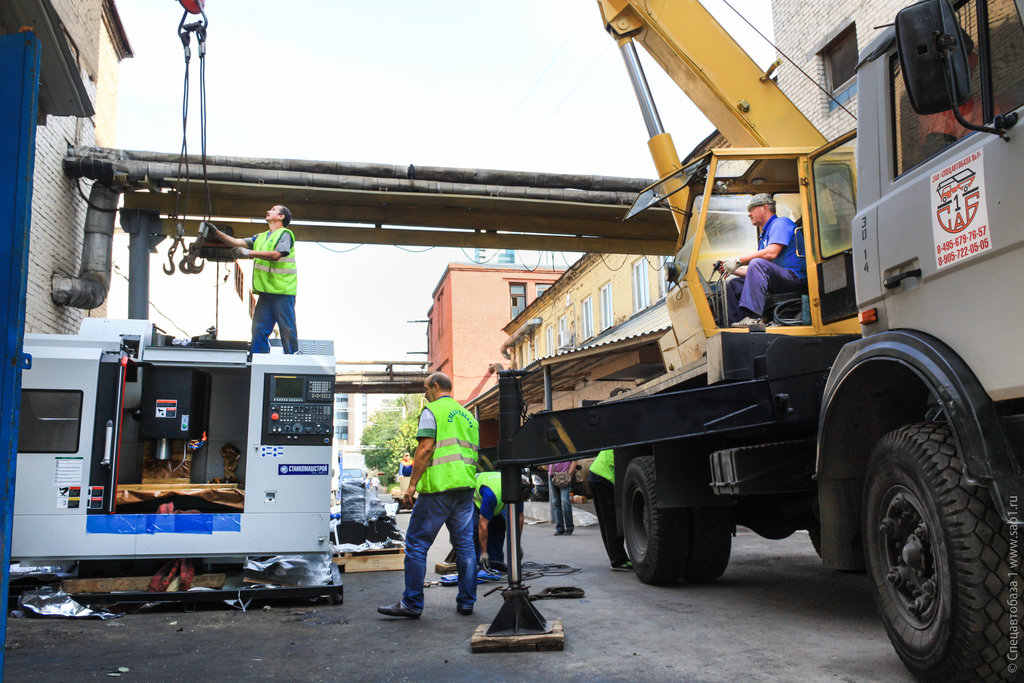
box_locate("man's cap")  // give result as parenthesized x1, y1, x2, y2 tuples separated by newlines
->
(747, 193, 775, 210)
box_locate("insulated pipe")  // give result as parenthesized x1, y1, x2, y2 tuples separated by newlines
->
(51, 183, 119, 309)
(63, 156, 643, 207)
(619, 39, 665, 139)
(67, 146, 654, 193)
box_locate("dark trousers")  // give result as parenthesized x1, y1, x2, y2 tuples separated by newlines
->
(589, 474, 628, 565)
(726, 258, 805, 323)
(473, 508, 508, 564)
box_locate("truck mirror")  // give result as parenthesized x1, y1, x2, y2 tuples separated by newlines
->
(895, 0, 971, 115)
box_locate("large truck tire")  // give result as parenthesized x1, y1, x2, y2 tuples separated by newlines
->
(862, 423, 1014, 682)
(681, 506, 732, 583)
(622, 456, 688, 585)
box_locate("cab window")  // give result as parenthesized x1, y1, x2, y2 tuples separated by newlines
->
(892, 0, 1024, 175)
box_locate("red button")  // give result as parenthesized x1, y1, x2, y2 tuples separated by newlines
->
(271, 413, 279, 421)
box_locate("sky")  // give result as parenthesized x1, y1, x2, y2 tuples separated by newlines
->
(111, 0, 777, 361)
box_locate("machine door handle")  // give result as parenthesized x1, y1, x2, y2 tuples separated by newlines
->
(883, 268, 922, 289)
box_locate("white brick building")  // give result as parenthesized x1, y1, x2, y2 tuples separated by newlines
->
(14, 0, 131, 334)
(770, 0, 910, 140)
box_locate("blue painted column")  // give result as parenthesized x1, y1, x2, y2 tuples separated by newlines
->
(0, 31, 40, 670)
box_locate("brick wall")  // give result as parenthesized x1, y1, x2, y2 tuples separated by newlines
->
(24, 0, 125, 334)
(771, 0, 912, 141)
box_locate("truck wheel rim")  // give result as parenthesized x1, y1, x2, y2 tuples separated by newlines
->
(876, 484, 939, 629)
(628, 488, 649, 556)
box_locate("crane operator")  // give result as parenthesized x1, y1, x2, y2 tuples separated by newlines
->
(718, 193, 806, 328)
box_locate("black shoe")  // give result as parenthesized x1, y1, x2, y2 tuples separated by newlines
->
(457, 605, 474, 615)
(565, 529, 574, 535)
(378, 601, 421, 618)
(553, 530, 564, 536)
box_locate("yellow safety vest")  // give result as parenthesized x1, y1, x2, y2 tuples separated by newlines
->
(417, 396, 478, 494)
(252, 228, 297, 295)
(591, 449, 615, 483)
(474, 471, 504, 516)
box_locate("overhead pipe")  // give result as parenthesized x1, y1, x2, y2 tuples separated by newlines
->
(51, 182, 119, 309)
(64, 149, 648, 206)
(68, 146, 653, 193)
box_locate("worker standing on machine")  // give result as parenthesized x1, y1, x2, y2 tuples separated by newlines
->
(378, 372, 479, 618)
(204, 205, 298, 353)
(474, 470, 524, 573)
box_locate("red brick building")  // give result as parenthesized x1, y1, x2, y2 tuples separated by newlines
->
(427, 263, 564, 408)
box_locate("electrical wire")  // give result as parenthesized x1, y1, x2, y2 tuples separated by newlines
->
(316, 242, 364, 254)
(395, 244, 436, 253)
(597, 253, 630, 271)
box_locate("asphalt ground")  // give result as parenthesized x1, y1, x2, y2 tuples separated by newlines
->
(4, 502, 914, 682)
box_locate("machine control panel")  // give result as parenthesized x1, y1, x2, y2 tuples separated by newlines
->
(262, 374, 334, 445)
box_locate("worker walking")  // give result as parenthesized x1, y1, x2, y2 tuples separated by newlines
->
(474, 470, 524, 573)
(589, 449, 632, 571)
(205, 205, 299, 354)
(379, 372, 479, 618)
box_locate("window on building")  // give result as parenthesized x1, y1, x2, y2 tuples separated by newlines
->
(361, 394, 369, 429)
(558, 315, 569, 349)
(822, 25, 858, 111)
(334, 394, 349, 442)
(536, 284, 551, 299)
(510, 283, 527, 319)
(632, 259, 650, 312)
(581, 296, 594, 340)
(545, 325, 554, 357)
(599, 283, 613, 331)
(497, 249, 516, 264)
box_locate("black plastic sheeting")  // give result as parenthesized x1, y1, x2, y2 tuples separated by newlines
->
(336, 480, 404, 550)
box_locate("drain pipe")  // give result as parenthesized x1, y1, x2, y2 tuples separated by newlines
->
(51, 182, 119, 309)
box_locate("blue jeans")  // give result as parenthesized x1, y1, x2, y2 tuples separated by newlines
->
(549, 475, 574, 533)
(402, 489, 476, 613)
(726, 258, 805, 323)
(251, 292, 298, 354)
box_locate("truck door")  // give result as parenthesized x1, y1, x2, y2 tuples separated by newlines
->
(874, 0, 1024, 400)
(807, 133, 858, 324)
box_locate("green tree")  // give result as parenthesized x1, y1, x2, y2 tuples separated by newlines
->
(361, 395, 422, 478)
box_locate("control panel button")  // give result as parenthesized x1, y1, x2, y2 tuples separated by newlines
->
(271, 413, 279, 421)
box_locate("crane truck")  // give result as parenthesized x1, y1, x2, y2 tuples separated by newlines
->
(496, 0, 1023, 680)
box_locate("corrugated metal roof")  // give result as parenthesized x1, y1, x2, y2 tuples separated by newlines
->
(562, 298, 671, 356)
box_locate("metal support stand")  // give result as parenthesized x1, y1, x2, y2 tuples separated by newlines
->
(487, 371, 550, 636)
(120, 208, 165, 320)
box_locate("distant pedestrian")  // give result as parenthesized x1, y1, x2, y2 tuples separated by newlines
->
(589, 449, 631, 571)
(548, 460, 576, 536)
(378, 372, 479, 618)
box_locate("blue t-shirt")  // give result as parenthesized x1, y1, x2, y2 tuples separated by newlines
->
(479, 485, 500, 520)
(759, 215, 805, 279)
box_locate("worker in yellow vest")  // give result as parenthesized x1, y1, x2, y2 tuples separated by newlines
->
(379, 372, 479, 618)
(474, 470, 524, 572)
(589, 449, 632, 571)
(205, 205, 298, 354)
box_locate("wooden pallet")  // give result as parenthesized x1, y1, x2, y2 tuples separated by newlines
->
(470, 620, 565, 653)
(333, 547, 405, 573)
(62, 573, 226, 594)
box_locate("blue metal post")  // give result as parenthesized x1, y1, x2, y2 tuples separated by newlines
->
(0, 31, 40, 670)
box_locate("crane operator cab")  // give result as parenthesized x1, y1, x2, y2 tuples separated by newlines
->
(631, 140, 862, 375)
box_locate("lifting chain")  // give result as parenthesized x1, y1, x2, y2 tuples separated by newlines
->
(164, 1, 211, 276)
